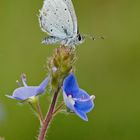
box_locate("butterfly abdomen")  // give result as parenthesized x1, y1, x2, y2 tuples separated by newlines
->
(42, 36, 61, 45)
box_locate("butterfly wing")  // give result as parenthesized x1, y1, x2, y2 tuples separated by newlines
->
(39, 0, 75, 39)
(62, 0, 78, 35)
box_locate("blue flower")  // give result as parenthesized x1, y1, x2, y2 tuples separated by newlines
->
(7, 74, 49, 101)
(63, 74, 95, 121)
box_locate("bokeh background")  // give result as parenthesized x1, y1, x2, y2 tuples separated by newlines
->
(0, 0, 140, 139)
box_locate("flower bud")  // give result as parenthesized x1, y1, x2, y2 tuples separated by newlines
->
(48, 46, 76, 90)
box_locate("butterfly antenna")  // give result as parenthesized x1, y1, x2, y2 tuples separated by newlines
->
(84, 34, 105, 40)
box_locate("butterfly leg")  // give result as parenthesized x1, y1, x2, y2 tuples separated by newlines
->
(64, 39, 76, 48)
(64, 39, 71, 46)
(61, 39, 75, 48)
(42, 36, 61, 45)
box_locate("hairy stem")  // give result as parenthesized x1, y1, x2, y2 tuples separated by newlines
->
(29, 99, 44, 125)
(36, 100, 44, 125)
(38, 86, 61, 140)
(53, 102, 65, 116)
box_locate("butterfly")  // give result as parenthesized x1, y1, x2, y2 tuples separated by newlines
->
(39, 0, 85, 47)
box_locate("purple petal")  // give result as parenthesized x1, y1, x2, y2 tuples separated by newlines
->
(63, 74, 79, 97)
(74, 108, 88, 121)
(10, 86, 40, 100)
(74, 89, 94, 113)
(38, 75, 50, 93)
(63, 91, 75, 111)
(6, 95, 23, 100)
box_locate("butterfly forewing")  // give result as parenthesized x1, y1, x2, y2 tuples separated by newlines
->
(62, 0, 78, 35)
(39, 0, 75, 39)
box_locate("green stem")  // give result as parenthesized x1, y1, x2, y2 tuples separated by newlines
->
(36, 100, 44, 124)
(53, 102, 65, 116)
(29, 98, 44, 125)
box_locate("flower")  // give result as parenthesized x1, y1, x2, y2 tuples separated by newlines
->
(6, 74, 49, 101)
(63, 74, 95, 121)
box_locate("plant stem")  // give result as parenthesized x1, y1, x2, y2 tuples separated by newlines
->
(36, 100, 44, 125)
(53, 102, 65, 116)
(29, 99, 44, 125)
(38, 86, 61, 140)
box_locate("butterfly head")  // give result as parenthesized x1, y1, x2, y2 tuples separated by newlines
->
(62, 33, 85, 47)
(76, 34, 85, 45)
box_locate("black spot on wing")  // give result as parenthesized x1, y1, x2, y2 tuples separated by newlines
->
(64, 29, 68, 35)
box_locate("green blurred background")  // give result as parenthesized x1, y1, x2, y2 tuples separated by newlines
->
(0, 0, 140, 139)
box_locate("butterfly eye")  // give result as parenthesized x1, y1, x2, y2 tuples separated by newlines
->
(78, 35, 81, 41)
